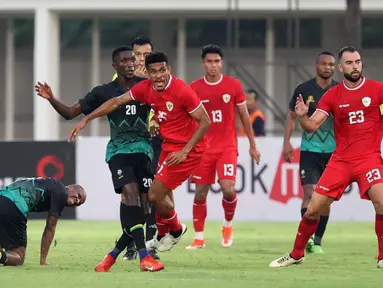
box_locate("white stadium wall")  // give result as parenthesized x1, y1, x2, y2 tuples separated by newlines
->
(76, 137, 376, 222)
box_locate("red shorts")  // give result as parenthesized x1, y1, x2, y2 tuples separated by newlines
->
(155, 150, 203, 190)
(190, 148, 238, 185)
(315, 155, 383, 200)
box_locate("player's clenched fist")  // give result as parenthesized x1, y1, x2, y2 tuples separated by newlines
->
(294, 94, 309, 117)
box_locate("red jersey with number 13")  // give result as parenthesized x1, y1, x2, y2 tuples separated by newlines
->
(130, 75, 205, 153)
(190, 75, 246, 153)
(316, 77, 383, 160)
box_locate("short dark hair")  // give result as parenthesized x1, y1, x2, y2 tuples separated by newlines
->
(337, 46, 359, 60)
(112, 46, 133, 62)
(131, 35, 154, 50)
(316, 51, 334, 63)
(201, 44, 224, 59)
(145, 51, 168, 69)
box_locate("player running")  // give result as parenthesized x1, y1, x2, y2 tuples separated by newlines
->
(186, 44, 260, 249)
(35, 45, 161, 271)
(0, 177, 86, 266)
(270, 46, 383, 269)
(283, 51, 338, 253)
(68, 51, 211, 270)
(111, 35, 161, 262)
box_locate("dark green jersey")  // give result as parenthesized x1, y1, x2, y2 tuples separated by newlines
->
(79, 78, 153, 163)
(0, 178, 68, 217)
(289, 78, 338, 153)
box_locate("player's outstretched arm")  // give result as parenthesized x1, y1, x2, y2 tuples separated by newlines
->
(68, 91, 133, 142)
(298, 111, 327, 133)
(237, 103, 261, 164)
(40, 216, 58, 266)
(35, 82, 82, 120)
(166, 104, 211, 166)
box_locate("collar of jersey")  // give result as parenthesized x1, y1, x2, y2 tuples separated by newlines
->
(203, 74, 223, 85)
(343, 76, 365, 91)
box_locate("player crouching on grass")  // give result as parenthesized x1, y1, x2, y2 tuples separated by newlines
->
(0, 177, 86, 266)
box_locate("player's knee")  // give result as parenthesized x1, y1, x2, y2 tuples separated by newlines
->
(303, 185, 315, 199)
(122, 184, 140, 206)
(305, 209, 321, 220)
(220, 181, 235, 198)
(195, 185, 209, 200)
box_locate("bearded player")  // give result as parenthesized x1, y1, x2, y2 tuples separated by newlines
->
(186, 44, 261, 249)
(270, 46, 383, 269)
(68, 51, 211, 270)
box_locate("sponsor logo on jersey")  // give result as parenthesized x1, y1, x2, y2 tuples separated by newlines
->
(307, 95, 315, 102)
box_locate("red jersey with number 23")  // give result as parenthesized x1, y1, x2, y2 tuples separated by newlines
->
(190, 75, 246, 153)
(316, 77, 383, 160)
(130, 75, 205, 153)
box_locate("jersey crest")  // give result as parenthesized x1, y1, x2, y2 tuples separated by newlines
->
(362, 96, 371, 107)
(222, 94, 231, 103)
(166, 101, 174, 111)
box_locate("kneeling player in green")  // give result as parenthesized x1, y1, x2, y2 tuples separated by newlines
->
(0, 177, 86, 266)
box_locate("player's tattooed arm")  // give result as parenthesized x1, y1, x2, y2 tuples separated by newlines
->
(295, 94, 327, 133)
(35, 82, 82, 120)
(40, 215, 58, 266)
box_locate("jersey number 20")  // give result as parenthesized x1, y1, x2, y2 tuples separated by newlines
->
(126, 105, 137, 115)
(348, 110, 364, 124)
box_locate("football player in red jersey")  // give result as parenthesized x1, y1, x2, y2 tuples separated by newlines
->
(68, 51, 211, 270)
(270, 46, 383, 269)
(186, 45, 261, 249)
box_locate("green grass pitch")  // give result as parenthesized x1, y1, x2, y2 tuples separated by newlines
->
(1, 220, 382, 288)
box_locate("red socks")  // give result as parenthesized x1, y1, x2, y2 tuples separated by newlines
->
(155, 212, 169, 238)
(376, 214, 383, 261)
(222, 193, 237, 222)
(163, 209, 182, 232)
(290, 215, 319, 259)
(193, 198, 207, 232)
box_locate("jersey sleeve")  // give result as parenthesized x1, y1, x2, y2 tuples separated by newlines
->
(316, 87, 335, 116)
(234, 79, 246, 105)
(288, 86, 301, 112)
(181, 85, 202, 114)
(78, 86, 107, 115)
(48, 179, 68, 218)
(130, 80, 149, 104)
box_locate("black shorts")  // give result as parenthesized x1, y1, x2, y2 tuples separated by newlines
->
(108, 153, 154, 194)
(299, 151, 332, 185)
(0, 196, 27, 250)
